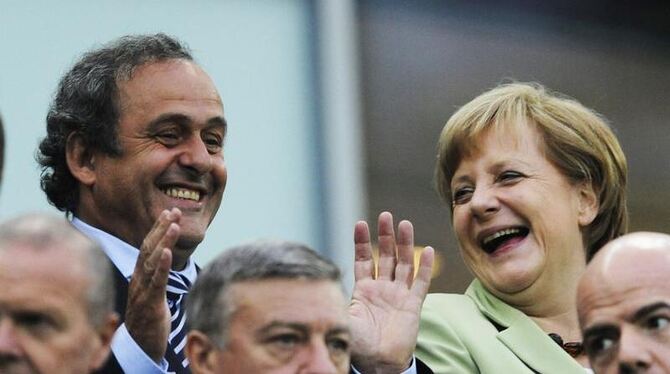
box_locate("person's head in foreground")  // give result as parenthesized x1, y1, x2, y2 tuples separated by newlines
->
(434, 82, 627, 357)
(578, 232, 670, 374)
(37, 33, 227, 269)
(0, 214, 118, 374)
(185, 240, 350, 374)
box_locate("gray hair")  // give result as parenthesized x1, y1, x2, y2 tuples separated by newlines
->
(186, 240, 341, 346)
(37, 33, 193, 214)
(0, 213, 115, 327)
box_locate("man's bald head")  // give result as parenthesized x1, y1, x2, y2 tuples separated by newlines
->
(577, 232, 670, 373)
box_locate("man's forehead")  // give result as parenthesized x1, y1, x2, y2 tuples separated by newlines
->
(229, 279, 347, 321)
(119, 59, 221, 100)
(580, 274, 670, 322)
(0, 244, 89, 286)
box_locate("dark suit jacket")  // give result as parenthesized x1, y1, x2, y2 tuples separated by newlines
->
(95, 266, 191, 374)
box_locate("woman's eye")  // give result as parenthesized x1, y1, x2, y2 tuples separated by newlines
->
(452, 187, 473, 205)
(497, 171, 524, 184)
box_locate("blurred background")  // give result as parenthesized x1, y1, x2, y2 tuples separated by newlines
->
(1, 0, 668, 293)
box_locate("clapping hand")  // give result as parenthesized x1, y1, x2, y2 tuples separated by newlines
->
(125, 208, 181, 362)
(349, 212, 434, 374)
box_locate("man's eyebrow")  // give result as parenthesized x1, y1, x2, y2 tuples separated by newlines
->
(326, 325, 351, 336)
(146, 113, 191, 132)
(257, 321, 309, 335)
(632, 301, 670, 322)
(145, 113, 227, 134)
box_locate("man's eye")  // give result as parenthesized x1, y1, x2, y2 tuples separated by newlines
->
(327, 337, 350, 353)
(646, 315, 670, 331)
(452, 187, 473, 205)
(156, 131, 181, 145)
(15, 312, 56, 335)
(203, 134, 223, 153)
(585, 335, 617, 358)
(269, 334, 301, 349)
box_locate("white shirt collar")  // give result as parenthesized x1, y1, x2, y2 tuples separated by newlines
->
(71, 216, 197, 283)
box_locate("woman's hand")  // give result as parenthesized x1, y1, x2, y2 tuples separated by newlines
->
(349, 211, 434, 374)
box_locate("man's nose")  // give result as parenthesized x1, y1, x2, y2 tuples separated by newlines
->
(178, 135, 213, 174)
(617, 328, 652, 373)
(300, 342, 340, 374)
(0, 318, 22, 356)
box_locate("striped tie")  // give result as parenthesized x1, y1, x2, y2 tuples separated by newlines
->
(166, 271, 191, 373)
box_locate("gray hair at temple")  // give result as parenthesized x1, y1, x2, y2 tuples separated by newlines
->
(0, 213, 115, 327)
(186, 240, 341, 346)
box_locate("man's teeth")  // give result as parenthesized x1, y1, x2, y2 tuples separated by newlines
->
(163, 188, 200, 201)
(482, 228, 521, 246)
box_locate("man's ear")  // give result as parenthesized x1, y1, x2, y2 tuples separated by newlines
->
(576, 181, 599, 227)
(90, 312, 120, 371)
(65, 132, 97, 186)
(185, 330, 220, 374)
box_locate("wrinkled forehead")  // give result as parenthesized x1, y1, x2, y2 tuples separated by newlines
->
(229, 279, 348, 321)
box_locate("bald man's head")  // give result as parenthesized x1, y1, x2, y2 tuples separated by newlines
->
(577, 232, 670, 373)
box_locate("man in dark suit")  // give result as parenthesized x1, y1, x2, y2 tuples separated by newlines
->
(0, 213, 118, 373)
(37, 33, 434, 374)
(37, 33, 227, 373)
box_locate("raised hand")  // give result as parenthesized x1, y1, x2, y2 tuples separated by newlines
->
(349, 211, 434, 374)
(125, 208, 181, 362)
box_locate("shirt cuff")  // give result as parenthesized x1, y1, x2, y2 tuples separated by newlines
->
(350, 356, 417, 374)
(111, 323, 169, 373)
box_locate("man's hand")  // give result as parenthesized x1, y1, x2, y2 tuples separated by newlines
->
(350, 211, 434, 374)
(125, 208, 181, 363)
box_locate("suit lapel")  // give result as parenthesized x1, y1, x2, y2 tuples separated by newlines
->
(466, 280, 585, 374)
(497, 316, 585, 373)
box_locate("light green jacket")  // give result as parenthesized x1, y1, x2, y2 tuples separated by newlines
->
(416, 279, 586, 374)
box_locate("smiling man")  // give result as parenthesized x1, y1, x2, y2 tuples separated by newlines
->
(37, 34, 227, 373)
(577, 232, 670, 373)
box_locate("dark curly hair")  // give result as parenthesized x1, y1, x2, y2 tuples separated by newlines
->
(37, 33, 193, 214)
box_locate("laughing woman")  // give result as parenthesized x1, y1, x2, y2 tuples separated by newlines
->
(416, 83, 627, 373)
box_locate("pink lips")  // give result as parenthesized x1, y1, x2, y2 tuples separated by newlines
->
(488, 235, 526, 257)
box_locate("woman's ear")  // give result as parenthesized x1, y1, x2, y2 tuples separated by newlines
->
(576, 181, 599, 227)
(66, 132, 97, 186)
(185, 330, 219, 374)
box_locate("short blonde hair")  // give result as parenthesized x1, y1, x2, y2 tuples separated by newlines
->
(435, 82, 627, 259)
